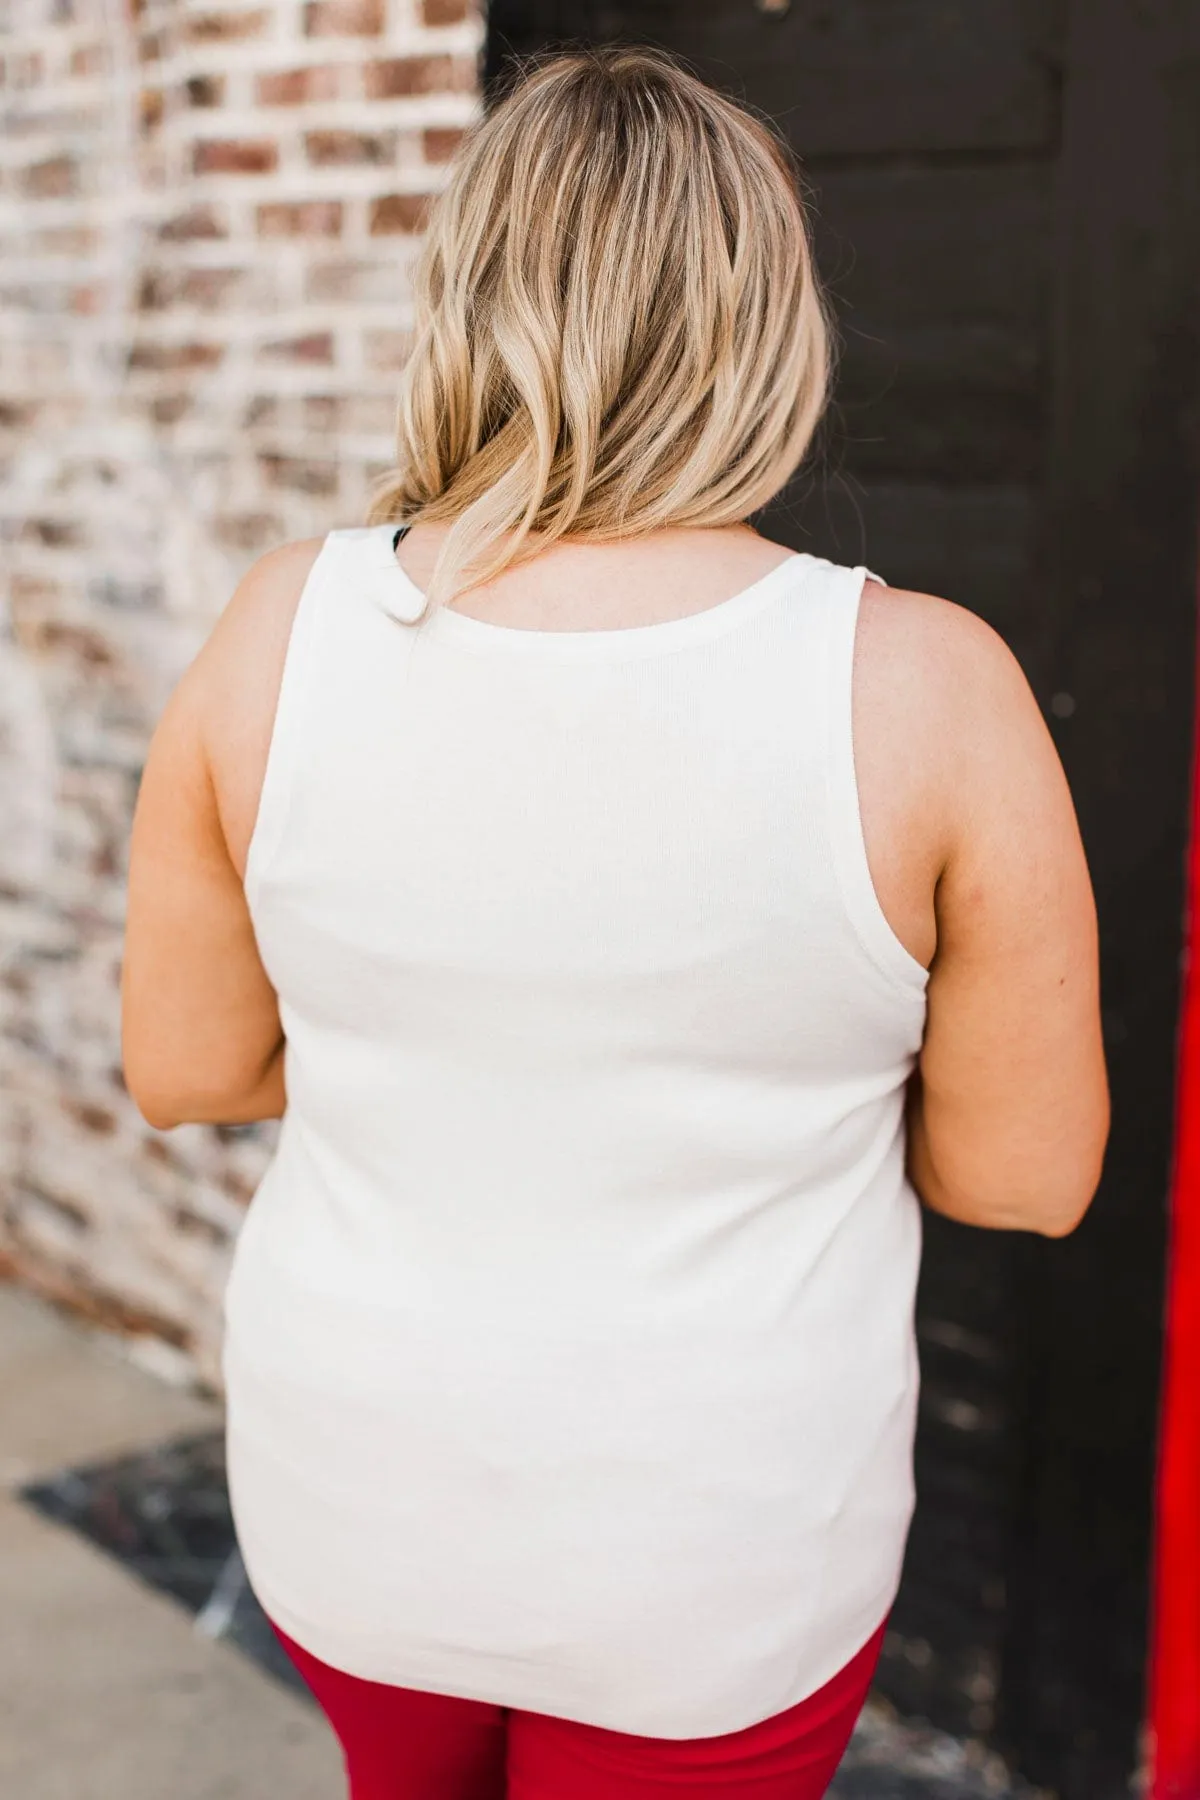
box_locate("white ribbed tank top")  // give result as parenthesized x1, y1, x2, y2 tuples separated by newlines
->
(222, 524, 929, 1737)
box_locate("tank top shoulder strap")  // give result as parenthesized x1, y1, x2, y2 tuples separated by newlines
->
(322, 524, 428, 623)
(243, 526, 418, 910)
(801, 553, 929, 998)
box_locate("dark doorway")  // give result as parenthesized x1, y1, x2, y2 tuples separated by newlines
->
(483, 8, 1200, 1796)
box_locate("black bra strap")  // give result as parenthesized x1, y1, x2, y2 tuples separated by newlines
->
(392, 525, 412, 549)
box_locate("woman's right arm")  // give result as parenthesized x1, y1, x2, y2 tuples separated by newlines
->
(867, 590, 1110, 1238)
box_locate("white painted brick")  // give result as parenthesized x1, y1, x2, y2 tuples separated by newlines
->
(0, 0, 484, 1385)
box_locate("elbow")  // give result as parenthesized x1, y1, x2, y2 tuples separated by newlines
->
(123, 1068, 194, 1132)
(121, 1022, 186, 1129)
(121, 1018, 286, 1129)
(123, 1051, 285, 1131)
(1034, 1111, 1109, 1238)
(920, 1179, 1099, 1238)
(127, 1080, 278, 1131)
(122, 1057, 182, 1131)
(1033, 1189, 1096, 1239)
(914, 1145, 1107, 1239)
(1030, 1155, 1106, 1239)
(136, 1098, 187, 1133)
(911, 1087, 1109, 1239)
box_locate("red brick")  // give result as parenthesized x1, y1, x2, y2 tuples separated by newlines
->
(255, 64, 340, 104)
(70, 44, 108, 77)
(179, 267, 244, 308)
(213, 512, 283, 551)
(31, 621, 112, 664)
(242, 395, 281, 428)
(369, 192, 431, 235)
(24, 519, 85, 551)
(183, 73, 225, 106)
(259, 452, 339, 496)
(193, 138, 278, 175)
(34, 225, 97, 255)
(221, 1167, 257, 1203)
(422, 0, 471, 21)
(257, 331, 335, 364)
(10, 575, 60, 608)
(21, 155, 79, 199)
(158, 203, 228, 240)
(304, 0, 383, 33)
(137, 268, 172, 309)
(362, 53, 475, 100)
(256, 199, 342, 238)
(304, 128, 394, 167)
(423, 125, 465, 163)
(147, 391, 194, 425)
(9, 51, 44, 89)
(184, 8, 270, 41)
(127, 341, 225, 371)
(304, 395, 342, 430)
(171, 1204, 228, 1247)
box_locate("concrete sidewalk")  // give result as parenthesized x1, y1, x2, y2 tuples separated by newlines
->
(0, 1281, 342, 1800)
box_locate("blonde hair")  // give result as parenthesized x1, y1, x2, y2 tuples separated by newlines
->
(367, 44, 831, 612)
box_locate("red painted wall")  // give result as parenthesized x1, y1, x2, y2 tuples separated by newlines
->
(1151, 637, 1200, 1798)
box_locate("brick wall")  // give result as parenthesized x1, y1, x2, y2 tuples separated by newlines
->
(0, 0, 483, 1387)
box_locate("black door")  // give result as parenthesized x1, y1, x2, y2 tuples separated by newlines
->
(483, 8, 1200, 1795)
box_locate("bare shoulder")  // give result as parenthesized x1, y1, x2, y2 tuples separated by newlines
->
(201, 536, 326, 668)
(189, 536, 324, 719)
(857, 580, 1031, 706)
(855, 581, 1045, 780)
(851, 581, 1054, 949)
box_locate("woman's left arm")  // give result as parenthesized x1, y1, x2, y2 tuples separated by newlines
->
(122, 539, 321, 1130)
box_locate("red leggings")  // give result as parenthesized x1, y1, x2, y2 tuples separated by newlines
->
(270, 1617, 884, 1800)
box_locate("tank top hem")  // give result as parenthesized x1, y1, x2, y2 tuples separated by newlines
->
(240, 1558, 896, 1740)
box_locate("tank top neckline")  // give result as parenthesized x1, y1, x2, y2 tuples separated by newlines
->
(375, 523, 812, 659)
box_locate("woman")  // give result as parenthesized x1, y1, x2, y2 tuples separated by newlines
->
(122, 45, 1109, 1800)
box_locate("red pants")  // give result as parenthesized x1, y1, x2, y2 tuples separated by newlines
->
(270, 1617, 885, 1800)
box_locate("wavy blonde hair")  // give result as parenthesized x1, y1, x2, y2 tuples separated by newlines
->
(366, 44, 831, 612)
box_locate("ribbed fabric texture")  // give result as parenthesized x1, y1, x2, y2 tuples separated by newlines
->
(222, 524, 930, 1738)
